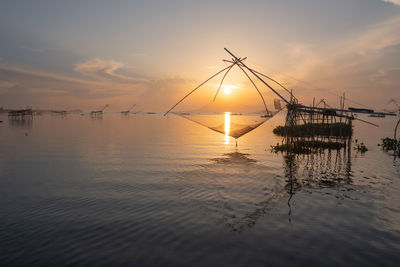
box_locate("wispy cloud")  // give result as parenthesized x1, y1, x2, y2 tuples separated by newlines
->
(349, 14, 400, 53)
(0, 63, 139, 108)
(277, 14, 400, 106)
(0, 62, 193, 111)
(382, 0, 400, 6)
(0, 80, 14, 94)
(74, 58, 148, 84)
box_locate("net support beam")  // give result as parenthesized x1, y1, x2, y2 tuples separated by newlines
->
(164, 63, 235, 116)
(224, 48, 290, 105)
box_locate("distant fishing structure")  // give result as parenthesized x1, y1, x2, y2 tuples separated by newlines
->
(8, 108, 33, 119)
(7, 108, 34, 134)
(165, 48, 397, 150)
(50, 105, 69, 116)
(120, 104, 136, 115)
(385, 98, 400, 115)
(51, 110, 67, 116)
(90, 104, 109, 117)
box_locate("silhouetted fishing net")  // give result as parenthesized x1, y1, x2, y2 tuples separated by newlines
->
(171, 83, 283, 139)
(165, 49, 290, 140)
(169, 67, 283, 139)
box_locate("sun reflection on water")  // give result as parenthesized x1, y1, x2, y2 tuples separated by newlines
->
(224, 112, 230, 144)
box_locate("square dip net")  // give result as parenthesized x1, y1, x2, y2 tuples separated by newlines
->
(164, 49, 291, 140)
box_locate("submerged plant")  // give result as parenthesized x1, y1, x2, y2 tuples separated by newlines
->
(271, 140, 346, 154)
(379, 137, 400, 151)
(355, 141, 368, 153)
(272, 122, 352, 137)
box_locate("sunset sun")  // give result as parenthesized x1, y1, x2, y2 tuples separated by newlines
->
(223, 86, 232, 95)
(222, 84, 236, 95)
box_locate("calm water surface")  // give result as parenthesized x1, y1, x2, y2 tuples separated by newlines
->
(0, 113, 399, 266)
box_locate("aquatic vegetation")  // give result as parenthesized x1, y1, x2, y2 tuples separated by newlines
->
(271, 140, 346, 154)
(273, 122, 352, 137)
(379, 137, 400, 151)
(355, 140, 368, 153)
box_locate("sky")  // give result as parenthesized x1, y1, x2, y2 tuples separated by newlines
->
(0, 0, 400, 111)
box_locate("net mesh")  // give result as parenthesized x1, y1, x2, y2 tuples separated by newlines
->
(181, 113, 275, 139)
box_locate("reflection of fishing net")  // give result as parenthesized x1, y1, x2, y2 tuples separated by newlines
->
(165, 49, 292, 139)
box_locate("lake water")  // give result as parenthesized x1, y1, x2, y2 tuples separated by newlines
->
(0, 112, 399, 266)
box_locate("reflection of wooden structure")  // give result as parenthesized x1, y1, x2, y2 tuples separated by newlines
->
(176, 146, 353, 232)
(8, 115, 33, 129)
(8, 109, 33, 119)
(284, 145, 352, 221)
(120, 104, 136, 115)
(90, 104, 109, 117)
(8, 109, 34, 131)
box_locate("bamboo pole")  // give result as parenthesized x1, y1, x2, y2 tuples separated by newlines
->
(213, 64, 235, 101)
(224, 48, 290, 105)
(164, 63, 235, 116)
(236, 64, 269, 114)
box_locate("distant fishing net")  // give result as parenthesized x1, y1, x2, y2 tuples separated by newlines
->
(165, 49, 290, 140)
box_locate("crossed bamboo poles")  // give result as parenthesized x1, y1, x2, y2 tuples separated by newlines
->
(164, 48, 293, 116)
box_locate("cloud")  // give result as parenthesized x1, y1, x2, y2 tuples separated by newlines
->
(382, 0, 400, 6)
(0, 80, 15, 94)
(348, 15, 400, 54)
(277, 14, 400, 106)
(0, 62, 192, 111)
(138, 77, 189, 109)
(74, 58, 148, 84)
(0, 64, 101, 93)
(286, 43, 313, 59)
(0, 64, 144, 108)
